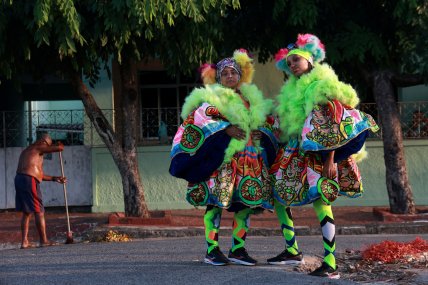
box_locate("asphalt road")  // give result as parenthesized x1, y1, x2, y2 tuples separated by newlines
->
(1, 234, 428, 285)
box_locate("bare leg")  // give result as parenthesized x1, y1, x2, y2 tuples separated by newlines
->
(20, 212, 32, 248)
(34, 212, 49, 245)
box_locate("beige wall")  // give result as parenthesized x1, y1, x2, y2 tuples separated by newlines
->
(253, 58, 284, 99)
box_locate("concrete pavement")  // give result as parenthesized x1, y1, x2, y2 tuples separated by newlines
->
(2, 235, 428, 284)
(2, 207, 428, 284)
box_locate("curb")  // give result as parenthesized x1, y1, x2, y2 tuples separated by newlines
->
(90, 222, 428, 240)
(108, 211, 173, 226)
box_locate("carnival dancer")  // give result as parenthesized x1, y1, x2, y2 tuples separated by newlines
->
(268, 34, 379, 278)
(170, 49, 278, 266)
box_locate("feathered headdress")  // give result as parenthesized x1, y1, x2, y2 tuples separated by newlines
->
(275, 34, 326, 74)
(200, 48, 255, 86)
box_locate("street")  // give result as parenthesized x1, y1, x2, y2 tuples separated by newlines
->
(1, 234, 428, 285)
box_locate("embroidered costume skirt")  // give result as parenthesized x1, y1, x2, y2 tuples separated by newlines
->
(270, 100, 379, 206)
(170, 103, 277, 211)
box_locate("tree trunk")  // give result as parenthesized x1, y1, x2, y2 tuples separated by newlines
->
(118, 57, 150, 218)
(70, 71, 150, 218)
(372, 71, 415, 214)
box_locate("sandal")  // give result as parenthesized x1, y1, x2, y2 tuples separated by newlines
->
(20, 243, 37, 249)
(39, 241, 60, 247)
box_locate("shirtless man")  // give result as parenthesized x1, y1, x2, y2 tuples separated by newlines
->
(15, 133, 66, 249)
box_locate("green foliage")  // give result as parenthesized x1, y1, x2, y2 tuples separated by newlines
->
(393, 0, 428, 75)
(285, 0, 318, 27)
(1, 0, 427, 88)
(330, 23, 386, 64)
(0, 0, 240, 85)
(192, 0, 426, 100)
(31, 0, 84, 57)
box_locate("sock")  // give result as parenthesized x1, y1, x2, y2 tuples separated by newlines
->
(204, 206, 222, 254)
(274, 199, 299, 255)
(231, 207, 252, 252)
(313, 199, 336, 269)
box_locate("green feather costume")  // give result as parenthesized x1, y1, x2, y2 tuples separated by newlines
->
(170, 83, 278, 210)
(271, 63, 379, 206)
(276, 63, 360, 141)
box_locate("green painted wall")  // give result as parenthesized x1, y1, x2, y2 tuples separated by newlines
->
(91, 140, 428, 212)
(91, 146, 188, 212)
(398, 84, 428, 101)
(335, 140, 428, 206)
(82, 63, 115, 146)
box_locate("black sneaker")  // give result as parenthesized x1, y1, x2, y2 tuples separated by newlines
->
(228, 247, 257, 266)
(204, 247, 230, 266)
(267, 249, 304, 265)
(309, 262, 340, 279)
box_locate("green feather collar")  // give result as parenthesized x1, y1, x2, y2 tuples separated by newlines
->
(182, 83, 273, 161)
(276, 63, 360, 140)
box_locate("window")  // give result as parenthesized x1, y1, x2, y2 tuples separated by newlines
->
(139, 71, 201, 144)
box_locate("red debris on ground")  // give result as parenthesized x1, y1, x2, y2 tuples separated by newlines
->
(362, 237, 428, 263)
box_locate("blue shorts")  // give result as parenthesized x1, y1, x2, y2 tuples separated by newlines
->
(15, 173, 44, 213)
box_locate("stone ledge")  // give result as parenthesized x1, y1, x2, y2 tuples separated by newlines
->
(108, 211, 173, 226)
(90, 222, 428, 241)
(373, 207, 428, 222)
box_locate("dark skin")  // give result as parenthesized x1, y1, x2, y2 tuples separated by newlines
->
(226, 125, 262, 141)
(287, 54, 336, 179)
(220, 66, 263, 141)
(16, 134, 67, 248)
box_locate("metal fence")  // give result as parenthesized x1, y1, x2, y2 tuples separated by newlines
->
(147, 101, 428, 143)
(359, 101, 428, 139)
(0, 109, 114, 147)
(1, 101, 427, 147)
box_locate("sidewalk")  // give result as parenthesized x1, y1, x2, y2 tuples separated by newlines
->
(2, 206, 428, 249)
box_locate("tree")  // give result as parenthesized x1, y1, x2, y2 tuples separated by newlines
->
(0, 0, 240, 217)
(2, 1, 427, 216)
(312, 0, 427, 214)
(217, 0, 428, 214)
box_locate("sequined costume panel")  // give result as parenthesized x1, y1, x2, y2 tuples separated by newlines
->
(302, 100, 379, 154)
(171, 103, 276, 210)
(271, 100, 378, 206)
(169, 103, 231, 183)
(186, 133, 274, 210)
(171, 102, 229, 158)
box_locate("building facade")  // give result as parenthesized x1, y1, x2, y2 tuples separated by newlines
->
(1, 59, 427, 212)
